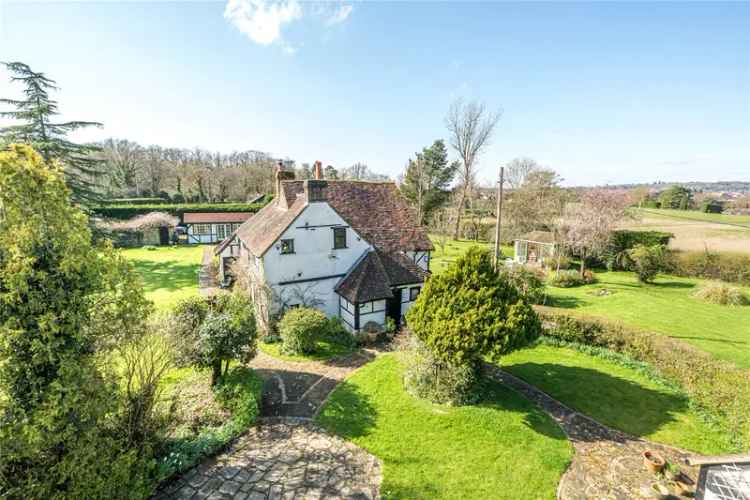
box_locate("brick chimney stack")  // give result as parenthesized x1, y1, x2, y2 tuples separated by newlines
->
(313, 161, 323, 180)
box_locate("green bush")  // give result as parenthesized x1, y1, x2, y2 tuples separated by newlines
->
(547, 269, 596, 288)
(279, 308, 329, 355)
(535, 306, 750, 450)
(691, 281, 748, 306)
(322, 316, 357, 347)
(701, 198, 724, 213)
(93, 202, 267, 220)
(407, 246, 541, 368)
(669, 250, 750, 285)
(604, 230, 673, 271)
(628, 244, 667, 283)
(169, 293, 258, 383)
(402, 337, 477, 405)
(502, 265, 547, 304)
(157, 366, 263, 480)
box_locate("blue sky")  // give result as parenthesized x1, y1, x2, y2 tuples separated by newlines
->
(1, 1, 748, 186)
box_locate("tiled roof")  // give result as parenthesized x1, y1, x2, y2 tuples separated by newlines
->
(183, 212, 254, 224)
(518, 231, 555, 244)
(235, 179, 434, 257)
(335, 250, 428, 303)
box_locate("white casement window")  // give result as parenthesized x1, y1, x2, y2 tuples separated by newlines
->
(333, 227, 347, 249)
(217, 224, 228, 240)
(358, 302, 373, 314)
(280, 239, 295, 254)
(193, 223, 211, 235)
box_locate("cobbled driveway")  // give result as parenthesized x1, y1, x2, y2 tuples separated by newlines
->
(156, 349, 382, 500)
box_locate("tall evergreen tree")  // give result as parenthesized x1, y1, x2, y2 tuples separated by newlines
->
(400, 139, 458, 224)
(0, 61, 104, 205)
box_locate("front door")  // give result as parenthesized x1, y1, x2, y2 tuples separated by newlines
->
(386, 289, 402, 327)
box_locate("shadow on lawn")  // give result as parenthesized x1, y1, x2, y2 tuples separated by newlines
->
(316, 382, 377, 439)
(129, 259, 200, 293)
(546, 295, 586, 309)
(504, 362, 690, 440)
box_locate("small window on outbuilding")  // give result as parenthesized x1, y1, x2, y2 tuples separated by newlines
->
(193, 223, 211, 235)
(409, 287, 420, 301)
(280, 239, 295, 254)
(333, 227, 347, 249)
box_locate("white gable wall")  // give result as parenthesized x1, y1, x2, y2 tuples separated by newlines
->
(262, 202, 372, 317)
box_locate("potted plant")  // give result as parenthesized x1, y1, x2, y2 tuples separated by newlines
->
(643, 450, 666, 474)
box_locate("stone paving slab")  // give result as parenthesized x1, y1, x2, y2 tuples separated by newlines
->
(250, 350, 376, 419)
(485, 364, 701, 500)
(155, 419, 381, 500)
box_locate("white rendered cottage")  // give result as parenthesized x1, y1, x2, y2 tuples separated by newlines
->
(214, 162, 433, 333)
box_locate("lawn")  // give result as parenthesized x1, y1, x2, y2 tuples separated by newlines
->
(259, 339, 355, 362)
(317, 355, 572, 499)
(429, 236, 511, 274)
(545, 271, 750, 369)
(501, 344, 735, 454)
(121, 245, 205, 310)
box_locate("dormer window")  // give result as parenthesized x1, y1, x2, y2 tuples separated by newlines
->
(333, 227, 347, 249)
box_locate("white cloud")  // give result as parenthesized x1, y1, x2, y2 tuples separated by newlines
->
(326, 4, 353, 26)
(224, 0, 353, 50)
(224, 0, 302, 46)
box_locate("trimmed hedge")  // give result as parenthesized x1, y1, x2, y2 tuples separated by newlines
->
(535, 306, 750, 450)
(156, 366, 263, 481)
(107, 197, 169, 205)
(669, 250, 750, 285)
(604, 230, 673, 271)
(93, 202, 268, 220)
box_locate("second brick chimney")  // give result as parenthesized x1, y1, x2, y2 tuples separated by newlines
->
(313, 161, 323, 180)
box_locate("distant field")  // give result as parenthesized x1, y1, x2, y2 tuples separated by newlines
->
(623, 209, 750, 254)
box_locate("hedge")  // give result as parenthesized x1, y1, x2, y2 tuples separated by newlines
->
(107, 197, 169, 205)
(603, 230, 673, 270)
(93, 202, 268, 220)
(535, 306, 750, 451)
(668, 250, 750, 285)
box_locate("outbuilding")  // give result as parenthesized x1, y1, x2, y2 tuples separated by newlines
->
(182, 212, 253, 244)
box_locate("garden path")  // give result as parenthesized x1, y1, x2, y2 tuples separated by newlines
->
(156, 418, 381, 500)
(199, 246, 219, 296)
(156, 349, 383, 500)
(485, 365, 702, 500)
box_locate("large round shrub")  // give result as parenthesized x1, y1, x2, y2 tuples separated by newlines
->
(279, 308, 328, 355)
(628, 244, 667, 283)
(406, 246, 542, 368)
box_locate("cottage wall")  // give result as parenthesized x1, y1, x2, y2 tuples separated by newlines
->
(262, 203, 371, 317)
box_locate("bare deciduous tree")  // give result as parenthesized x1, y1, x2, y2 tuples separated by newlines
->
(445, 98, 501, 239)
(505, 157, 540, 190)
(558, 189, 630, 276)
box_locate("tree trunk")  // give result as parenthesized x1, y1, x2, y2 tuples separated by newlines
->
(211, 361, 222, 386)
(579, 252, 586, 278)
(453, 186, 467, 240)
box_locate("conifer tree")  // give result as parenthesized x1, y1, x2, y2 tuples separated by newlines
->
(400, 139, 458, 224)
(0, 61, 104, 205)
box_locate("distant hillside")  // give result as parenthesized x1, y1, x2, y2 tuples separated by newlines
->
(595, 181, 750, 193)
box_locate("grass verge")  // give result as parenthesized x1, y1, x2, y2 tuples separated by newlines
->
(259, 339, 356, 362)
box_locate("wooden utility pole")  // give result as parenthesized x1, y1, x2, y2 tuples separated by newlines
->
(493, 166, 505, 270)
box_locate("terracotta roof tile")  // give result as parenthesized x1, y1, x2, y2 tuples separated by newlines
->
(232, 179, 433, 257)
(335, 250, 428, 303)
